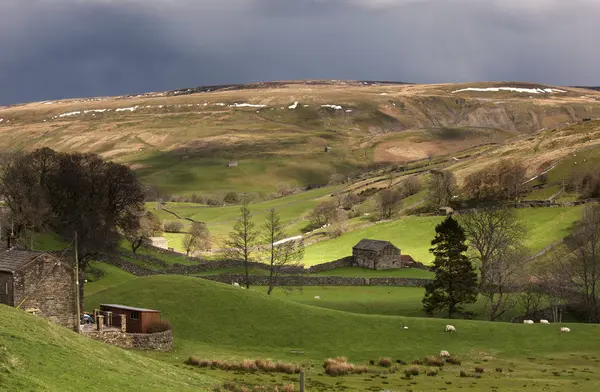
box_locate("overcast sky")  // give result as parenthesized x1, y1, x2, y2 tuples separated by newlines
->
(1, 0, 599, 105)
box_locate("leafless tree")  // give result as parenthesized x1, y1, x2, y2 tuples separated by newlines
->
(497, 160, 528, 202)
(460, 207, 527, 320)
(225, 203, 259, 289)
(400, 176, 422, 198)
(309, 201, 338, 228)
(517, 282, 545, 318)
(124, 211, 163, 253)
(427, 170, 456, 209)
(183, 222, 211, 257)
(262, 208, 304, 295)
(377, 188, 403, 220)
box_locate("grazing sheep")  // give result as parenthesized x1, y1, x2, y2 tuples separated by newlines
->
(523, 320, 534, 324)
(232, 282, 240, 287)
(445, 325, 456, 333)
(560, 327, 571, 333)
(314, 295, 321, 300)
(440, 350, 450, 358)
(540, 319, 550, 324)
(403, 326, 409, 330)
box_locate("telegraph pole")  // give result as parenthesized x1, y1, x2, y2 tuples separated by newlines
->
(74, 231, 81, 332)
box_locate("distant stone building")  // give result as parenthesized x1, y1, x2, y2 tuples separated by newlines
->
(0, 248, 77, 329)
(352, 239, 402, 270)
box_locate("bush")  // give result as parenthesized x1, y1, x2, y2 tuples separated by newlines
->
(163, 220, 184, 233)
(147, 320, 172, 333)
(495, 368, 503, 373)
(323, 357, 369, 376)
(426, 368, 439, 377)
(396, 359, 406, 365)
(369, 359, 375, 365)
(424, 356, 444, 367)
(224, 192, 240, 204)
(378, 357, 393, 368)
(412, 359, 423, 365)
(446, 357, 462, 366)
(405, 365, 420, 376)
(475, 367, 485, 373)
(459, 370, 468, 378)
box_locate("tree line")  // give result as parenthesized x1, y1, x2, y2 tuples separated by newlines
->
(423, 204, 600, 323)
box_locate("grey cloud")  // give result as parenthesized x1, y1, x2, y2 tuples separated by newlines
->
(1, 0, 599, 105)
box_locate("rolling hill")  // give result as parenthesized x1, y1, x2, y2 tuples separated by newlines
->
(0, 304, 214, 391)
(2, 80, 600, 195)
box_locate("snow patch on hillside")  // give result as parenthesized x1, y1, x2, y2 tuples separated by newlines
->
(321, 104, 343, 110)
(273, 235, 303, 246)
(452, 87, 567, 94)
(288, 101, 299, 109)
(115, 106, 139, 112)
(84, 109, 107, 114)
(229, 103, 266, 108)
(58, 111, 81, 117)
(44, 101, 54, 105)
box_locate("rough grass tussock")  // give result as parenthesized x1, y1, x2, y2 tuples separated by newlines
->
(186, 357, 301, 374)
(323, 357, 369, 376)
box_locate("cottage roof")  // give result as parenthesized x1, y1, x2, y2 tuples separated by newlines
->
(400, 255, 415, 263)
(0, 250, 46, 273)
(100, 304, 160, 313)
(353, 239, 399, 252)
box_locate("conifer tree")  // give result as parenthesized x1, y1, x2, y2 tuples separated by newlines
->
(423, 216, 478, 318)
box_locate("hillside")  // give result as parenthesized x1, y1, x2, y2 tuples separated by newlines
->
(85, 275, 600, 391)
(0, 305, 213, 392)
(2, 80, 600, 194)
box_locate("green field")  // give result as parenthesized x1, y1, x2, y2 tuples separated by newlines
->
(302, 207, 583, 265)
(82, 275, 600, 391)
(310, 266, 434, 279)
(0, 305, 214, 391)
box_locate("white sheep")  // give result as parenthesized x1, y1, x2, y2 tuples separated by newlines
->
(445, 325, 456, 333)
(560, 327, 571, 333)
(540, 319, 550, 324)
(523, 320, 534, 324)
(232, 282, 240, 287)
(314, 295, 321, 300)
(440, 350, 450, 358)
(403, 326, 409, 330)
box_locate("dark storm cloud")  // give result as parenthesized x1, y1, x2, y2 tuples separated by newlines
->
(1, 0, 599, 105)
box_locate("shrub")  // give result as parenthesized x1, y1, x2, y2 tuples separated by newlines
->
(323, 357, 369, 376)
(424, 356, 444, 367)
(495, 368, 503, 373)
(475, 367, 485, 374)
(146, 320, 172, 333)
(396, 359, 406, 365)
(369, 359, 375, 365)
(280, 385, 295, 392)
(446, 357, 462, 366)
(405, 365, 420, 376)
(459, 370, 468, 378)
(378, 357, 393, 368)
(185, 356, 202, 366)
(426, 368, 439, 377)
(163, 220, 184, 233)
(224, 192, 240, 204)
(412, 359, 423, 365)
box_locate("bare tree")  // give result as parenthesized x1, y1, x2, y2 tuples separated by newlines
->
(460, 207, 527, 320)
(536, 257, 574, 323)
(562, 204, 600, 322)
(377, 188, 403, 220)
(183, 222, 211, 257)
(427, 170, 456, 210)
(225, 203, 259, 289)
(124, 211, 163, 253)
(308, 201, 338, 228)
(400, 176, 421, 198)
(497, 160, 528, 202)
(262, 208, 304, 295)
(517, 282, 545, 318)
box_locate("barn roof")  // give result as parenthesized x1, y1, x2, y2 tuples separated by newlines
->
(353, 239, 399, 252)
(0, 250, 46, 273)
(100, 304, 160, 313)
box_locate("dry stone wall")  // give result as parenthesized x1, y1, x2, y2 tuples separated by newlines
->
(84, 330, 173, 351)
(202, 274, 430, 287)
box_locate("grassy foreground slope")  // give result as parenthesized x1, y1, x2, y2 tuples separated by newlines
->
(0, 305, 214, 392)
(86, 276, 598, 361)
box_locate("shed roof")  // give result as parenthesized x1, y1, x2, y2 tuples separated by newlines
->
(100, 304, 160, 313)
(353, 239, 399, 252)
(0, 250, 46, 273)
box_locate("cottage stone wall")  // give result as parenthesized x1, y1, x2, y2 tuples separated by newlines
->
(13, 255, 76, 329)
(202, 274, 430, 287)
(353, 245, 401, 270)
(85, 330, 173, 351)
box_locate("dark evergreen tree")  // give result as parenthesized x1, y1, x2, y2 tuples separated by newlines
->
(423, 216, 478, 318)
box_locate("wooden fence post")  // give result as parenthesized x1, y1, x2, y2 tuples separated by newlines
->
(299, 371, 305, 392)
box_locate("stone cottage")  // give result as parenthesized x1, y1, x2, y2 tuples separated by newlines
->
(0, 248, 77, 329)
(352, 239, 402, 270)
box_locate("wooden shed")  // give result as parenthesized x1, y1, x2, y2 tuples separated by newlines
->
(100, 304, 161, 334)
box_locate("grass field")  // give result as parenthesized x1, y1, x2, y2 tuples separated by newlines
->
(0, 304, 214, 391)
(83, 275, 600, 391)
(302, 206, 583, 265)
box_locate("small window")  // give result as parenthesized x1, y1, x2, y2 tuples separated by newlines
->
(5, 282, 8, 295)
(130, 311, 140, 320)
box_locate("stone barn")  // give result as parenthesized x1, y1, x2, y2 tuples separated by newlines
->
(352, 239, 401, 270)
(0, 249, 77, 329)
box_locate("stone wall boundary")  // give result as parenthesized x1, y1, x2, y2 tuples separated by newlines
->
(84, 330, 173, 351)
(201, 274, 430, 287)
